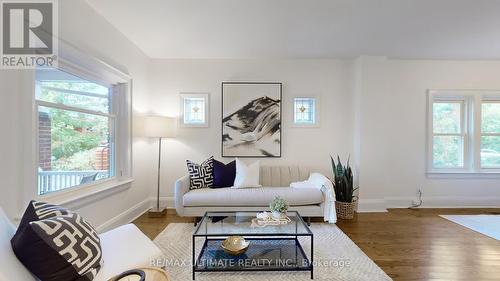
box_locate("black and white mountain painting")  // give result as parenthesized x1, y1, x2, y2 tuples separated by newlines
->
(222, 83, 282, 157)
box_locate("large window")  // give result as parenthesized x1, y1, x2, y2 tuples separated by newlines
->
(481, 101, 500, 168)
(428, 91, 500, 173)
(36, 68, 115, 195)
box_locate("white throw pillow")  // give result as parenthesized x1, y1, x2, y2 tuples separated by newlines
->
(232, 159, 261, 188)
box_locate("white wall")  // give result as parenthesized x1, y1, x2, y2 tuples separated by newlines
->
(356, 57, 500, 211)
(147, 59, 356, 202)
(0, 0, 154, 230)
(0, 72, 25, 220)
(148, 57, 500, 211)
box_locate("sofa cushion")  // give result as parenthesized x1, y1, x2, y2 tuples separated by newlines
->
(15, 200, 72, 239)
(0, 208, 36, 281)
(93, 224, 164, 281)
(186, 156, 214, 189)
(212, 159, 236, 188)
(11, 213, 103, 281)
(233, 159, 261, 188)
(260, 166, 310, 187)
(183, 187, 323, 207)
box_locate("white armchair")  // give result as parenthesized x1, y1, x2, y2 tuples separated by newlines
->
(0, 208, 164, 281)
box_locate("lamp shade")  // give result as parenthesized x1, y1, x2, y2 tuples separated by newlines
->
(140, 116, 176, 138)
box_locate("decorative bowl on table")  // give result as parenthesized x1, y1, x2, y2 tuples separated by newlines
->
(221, 236, 250, 256)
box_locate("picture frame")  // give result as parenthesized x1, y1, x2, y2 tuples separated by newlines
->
(221, 82, 282, 157)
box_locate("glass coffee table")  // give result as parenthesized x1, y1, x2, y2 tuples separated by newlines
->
(192, 211, 313, 280)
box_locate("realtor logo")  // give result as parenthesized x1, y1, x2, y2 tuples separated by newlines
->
(1, 0, 58, 69)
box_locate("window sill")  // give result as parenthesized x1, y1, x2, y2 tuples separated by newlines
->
(38, 177, 134, 209)
(426, 171, 500, 179)
(180, 123, 209, 128)
(290, 124, 320, 128)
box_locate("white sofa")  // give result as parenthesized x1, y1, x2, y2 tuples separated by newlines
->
(175, 166, 325, 217)
(0, 208, 164, 281)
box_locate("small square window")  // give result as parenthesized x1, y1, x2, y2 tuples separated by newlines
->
(180, 93, 209, 127)
(294, 97, 317, 126)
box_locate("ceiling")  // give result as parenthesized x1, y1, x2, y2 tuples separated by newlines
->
(86, 0, 500, 59)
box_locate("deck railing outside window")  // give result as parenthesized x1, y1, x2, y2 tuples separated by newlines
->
(38, 170, 109, 195)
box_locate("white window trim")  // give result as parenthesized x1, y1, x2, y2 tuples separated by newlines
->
(291, 96, 320, 128)
(26, 53, 134, 205)
(427, 89, 500, 176)
(179, 92, 210, 127)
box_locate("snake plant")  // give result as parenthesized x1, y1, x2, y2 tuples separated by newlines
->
(331, 155, 358, 203)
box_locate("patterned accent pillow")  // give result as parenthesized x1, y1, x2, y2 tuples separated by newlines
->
(11, 212, 103, 281)
(186, 156, 214, 189)
(16, 200, 72, 233)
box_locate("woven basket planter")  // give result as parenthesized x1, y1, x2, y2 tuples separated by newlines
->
(335, 200, 357, 220)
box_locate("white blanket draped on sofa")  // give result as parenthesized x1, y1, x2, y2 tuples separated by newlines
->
(290, 173, 337, 223)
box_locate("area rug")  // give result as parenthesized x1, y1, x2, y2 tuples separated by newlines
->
(153, 223, 391, 281)
(440, 214, 500, 241)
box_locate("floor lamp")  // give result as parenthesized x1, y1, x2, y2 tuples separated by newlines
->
(142, 116, 176, 217)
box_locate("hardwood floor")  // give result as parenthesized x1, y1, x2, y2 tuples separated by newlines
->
(133, 208, 500, 281)
(336, 208, 500, 281)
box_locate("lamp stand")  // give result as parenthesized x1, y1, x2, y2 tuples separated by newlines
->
(148, 137, 166, 217)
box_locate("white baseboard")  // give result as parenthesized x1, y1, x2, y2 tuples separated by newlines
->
(96, 196, 175, 233)
(417, 196, 500, 208)
(95, 195, 499, 232)
(359, 196, 500, 212)
(156, 196, 175, 210)
(96, 198, 152, 233)
(357, 199, 387, 212)
(384, 197, 416, 208)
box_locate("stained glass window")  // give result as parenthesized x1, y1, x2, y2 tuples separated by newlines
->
(294, 98, 316, 125)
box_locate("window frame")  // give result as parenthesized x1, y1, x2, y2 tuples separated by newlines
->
(179, 92, 209, 127)
(35, 72, 117, 195)
(31, 56, 133, 202)
(292, 96, 320, 127)
(427, 90, 500, 175)
(479, 98, 500, 170)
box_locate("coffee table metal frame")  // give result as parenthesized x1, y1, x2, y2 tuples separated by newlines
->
(192, 211, 314, 280)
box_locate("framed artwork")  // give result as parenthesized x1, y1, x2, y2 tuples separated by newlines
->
(179, 93, 209, 127)
(221, 82, 282, 157)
